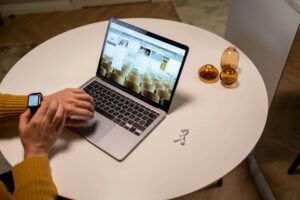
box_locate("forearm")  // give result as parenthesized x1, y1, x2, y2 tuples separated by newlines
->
(0, 94, 27, 124)
(12, 157, 57, 200)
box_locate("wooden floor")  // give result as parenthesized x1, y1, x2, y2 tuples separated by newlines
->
(0, 2, 178, 45)
(0, 2, 263, 200)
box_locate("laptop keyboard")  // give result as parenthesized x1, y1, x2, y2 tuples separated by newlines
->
(83, 80, 159, 136)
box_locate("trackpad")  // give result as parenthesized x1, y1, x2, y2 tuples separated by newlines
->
(74, 115, 116, 142)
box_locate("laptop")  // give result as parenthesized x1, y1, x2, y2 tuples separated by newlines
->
(74, 18, 189, 161)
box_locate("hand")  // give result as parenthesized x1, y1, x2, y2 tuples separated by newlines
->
(44, 88, 95, 127)
(19, 100, 65, 158)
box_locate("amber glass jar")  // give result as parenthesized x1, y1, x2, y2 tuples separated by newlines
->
(198, 64, 219, 83)
(221, 46, 239, 70)
(220, 67, 238, 88)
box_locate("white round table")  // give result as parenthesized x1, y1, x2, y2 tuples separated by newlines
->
(0, 18, 268, 200)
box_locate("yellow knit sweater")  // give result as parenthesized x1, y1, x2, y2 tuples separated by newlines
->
(0, 94, 58, 200)
(0, 94, 27, 124)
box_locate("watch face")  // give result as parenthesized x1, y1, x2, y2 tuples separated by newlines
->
(28, 95, 39, 107)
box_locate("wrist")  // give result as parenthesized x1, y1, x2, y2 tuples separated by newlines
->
(43, 95, 55, 107)
(24, 148, 48, 159)
(43, 95, 50, 102)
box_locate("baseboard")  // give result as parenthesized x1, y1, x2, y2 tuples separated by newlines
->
(80, 0, 147, 7)
(246, 152, 276, 200)
(0, 0, 75, 16)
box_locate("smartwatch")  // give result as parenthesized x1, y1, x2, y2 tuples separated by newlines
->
(27, 93, 43, 115)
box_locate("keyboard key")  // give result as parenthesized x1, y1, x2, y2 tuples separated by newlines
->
(95, 107, 114, 120)
(129, 103, 134, 107)
(104, 106, 110, 111)
(113, 118, 121, 123)
(133, 105, 139, 109)
(145, 118, 154, 127)
(132, 110, 138, 114)
(134, 130, 142, 136)
(120, 109, 126, 113)
(147, 118, 154, 123)
(142, 115, 148, 120)
(129, 115, 135, 119)
(148, 112, 156, 119)
(129, 127, 136, 133)
(143, 110, 149, 115)
(119, 121, 126, 127)
(125, 112, 131, 116)
(133, 122, 146, 131)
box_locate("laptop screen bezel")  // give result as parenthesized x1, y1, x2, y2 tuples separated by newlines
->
(96, 18, 189, 113)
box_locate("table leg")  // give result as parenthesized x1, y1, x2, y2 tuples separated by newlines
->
(0, 12, 3, 26)
(288, 153, 300, 175)
(217, 178, 223, 187)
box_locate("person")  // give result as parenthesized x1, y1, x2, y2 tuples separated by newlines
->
(0, 88, 95, 200)
(0, 88, 94, 126)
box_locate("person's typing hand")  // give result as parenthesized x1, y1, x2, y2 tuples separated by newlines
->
(44, 88, 95, 127)
(19, 100, 65, 158)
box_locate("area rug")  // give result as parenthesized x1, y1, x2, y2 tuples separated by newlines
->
(0, 43, 36, 83)
(171, 0, 229, 37)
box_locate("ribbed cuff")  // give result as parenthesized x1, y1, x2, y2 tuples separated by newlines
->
(12, 157, 57, 200)
(0, 94, 27, 123)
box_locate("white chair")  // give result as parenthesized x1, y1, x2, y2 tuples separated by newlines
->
(226, 0, 300, 107)
(225, 0, 300, 198)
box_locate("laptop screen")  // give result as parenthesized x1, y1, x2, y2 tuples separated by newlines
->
(97, 18, 189, 112)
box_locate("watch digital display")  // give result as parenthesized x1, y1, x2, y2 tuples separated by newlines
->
(27, 93, 43, 115)
(28, 95, 39, 107)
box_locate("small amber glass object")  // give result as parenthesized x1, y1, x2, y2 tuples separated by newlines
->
(221, 46, 239, 70)
(198, 64, 219, 83)
(220, 67, 238, 88)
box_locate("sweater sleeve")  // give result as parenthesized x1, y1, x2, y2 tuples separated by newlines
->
(0, 181, 12, 200)
(11, 157, 57, 200)
(0, 94, 27, 124)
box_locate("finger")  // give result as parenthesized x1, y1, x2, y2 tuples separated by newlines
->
(44, 100, 59, 123)
(67, 88, 95, 107)
(74, 100, 94, 112)
(69, 107, 94, 118)
(74, 93, 95, 105)
(69, 88, 86, 94)
(52, 102, 64, 127)
(65, 118, 88, 127)
(33, 101, 48, 119)
(90, 96, 95, 107)
(19, 109, 31, 130)
(56, 112, 66, 132)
